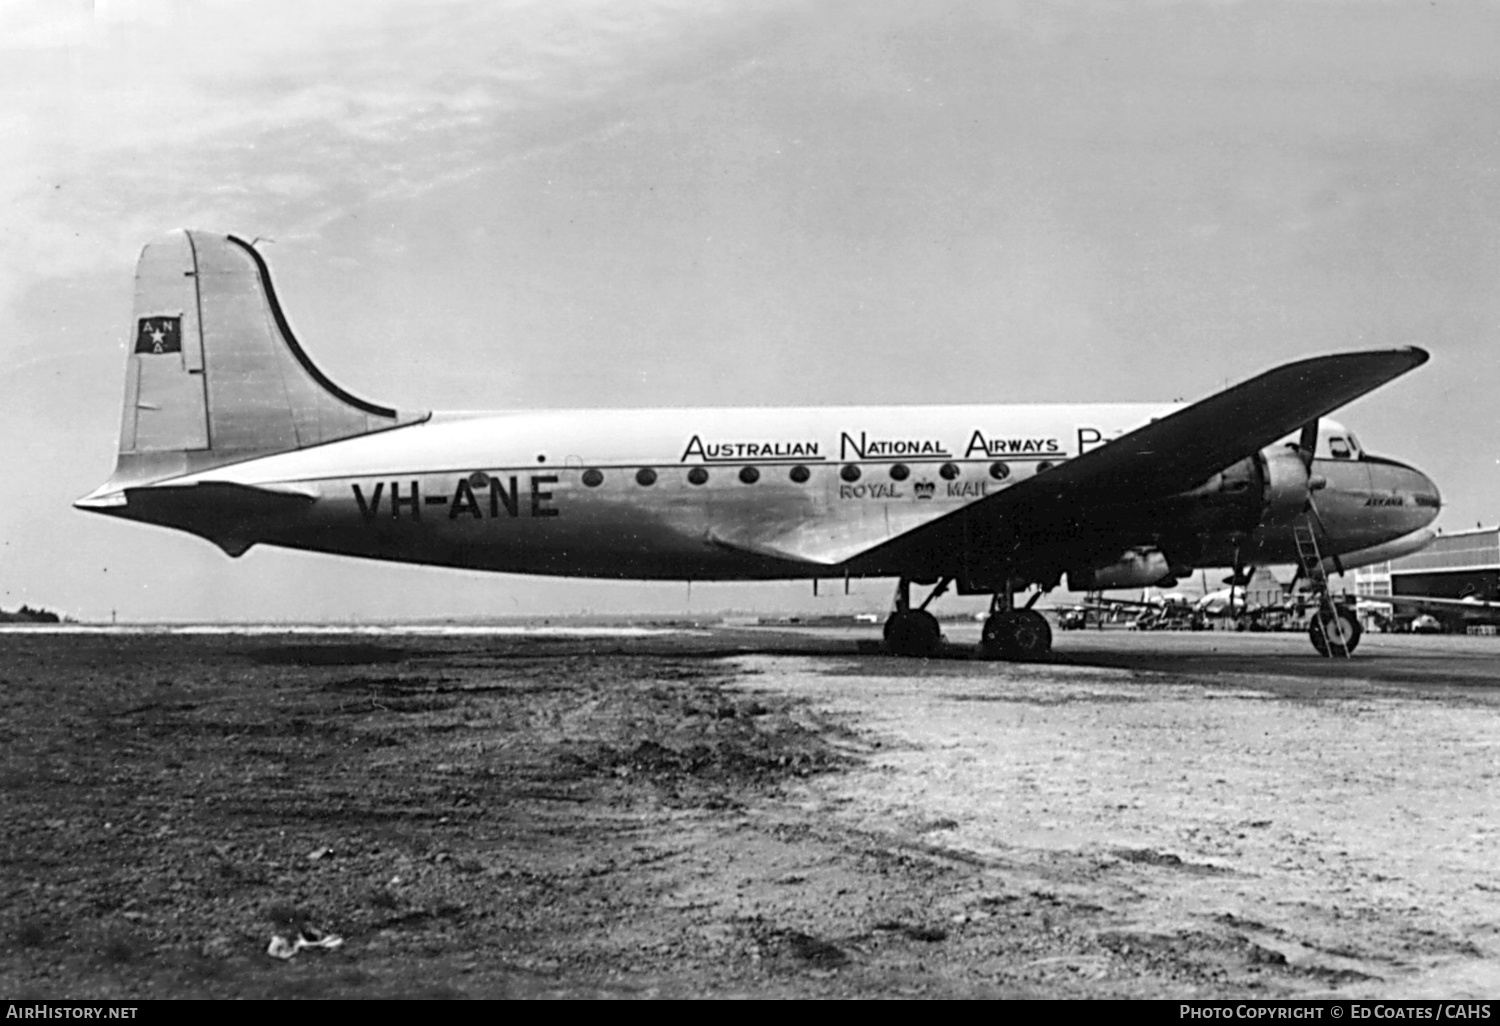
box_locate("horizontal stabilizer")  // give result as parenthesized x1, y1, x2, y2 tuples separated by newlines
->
(100, 481, 320, 557)
(122, 481, 319, 510)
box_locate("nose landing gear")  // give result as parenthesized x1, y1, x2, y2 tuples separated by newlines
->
(1292, 518, 1361, 657)
(1309, 605, 1362, 657)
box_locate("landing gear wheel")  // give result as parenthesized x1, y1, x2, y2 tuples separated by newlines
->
(1309, 607, 1361, 656)
(883, 609, 942, 658)
(981, 609, 1053, 661)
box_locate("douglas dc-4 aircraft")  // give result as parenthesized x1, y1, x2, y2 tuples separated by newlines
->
(77, 230, 1442, 659)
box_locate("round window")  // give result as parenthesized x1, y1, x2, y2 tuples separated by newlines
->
(739, 466, 760, 484)
(636, 468, 657, 487)
(988, 462, 1010, 480)
(687, 467, 708, 486)
(789, 465, 811, 484)
(581, 469, 603, 488)
(940, 462, 960, 481)
(889, 463, 910, 481)
(840, 464, 861, 483)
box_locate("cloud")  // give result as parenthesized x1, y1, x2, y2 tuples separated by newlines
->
(0, 0, 780, 336)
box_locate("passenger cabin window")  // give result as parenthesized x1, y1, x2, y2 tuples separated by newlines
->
(789, 465, 811, 484)
(739, 466, 760, 485)
(841, 465, 861, 483)
(581, 469, 603, 488)
(635, 468, 657, 487)
(1328, 436, 1352, 460)
(889, 464, 910, 481)
(687, 467, 708, 486)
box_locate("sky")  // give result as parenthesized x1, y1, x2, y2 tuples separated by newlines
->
(3, 0, 1498, 622)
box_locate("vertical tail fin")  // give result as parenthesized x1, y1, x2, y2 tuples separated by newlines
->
(84, 229, 426, 499)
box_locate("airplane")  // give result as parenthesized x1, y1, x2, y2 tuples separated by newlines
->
(1059, 590, 1204, 631)
(76, 230, 1443, 659)
(1194, 584, 1329, 631)
(1061, 575, 1327, 633)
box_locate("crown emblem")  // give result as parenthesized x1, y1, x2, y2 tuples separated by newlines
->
(914, 480, 936, 499)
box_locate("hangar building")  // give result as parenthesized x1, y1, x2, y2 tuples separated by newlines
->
(1354, 525, 1500, 602)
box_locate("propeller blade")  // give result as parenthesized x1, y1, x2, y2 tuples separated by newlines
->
(1297, 419, 1319, 469)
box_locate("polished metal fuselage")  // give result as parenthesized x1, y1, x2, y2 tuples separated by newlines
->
(92, 403, 1440, 582)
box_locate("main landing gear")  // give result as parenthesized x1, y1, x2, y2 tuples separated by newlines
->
(882, 577, 1054, 661)
(883, 578, 944, 658)
(981, 605, 1053, 661)
(978, 587, 1052, 662)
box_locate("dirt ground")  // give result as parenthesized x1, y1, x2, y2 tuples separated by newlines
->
(2, 625, 1497, 998)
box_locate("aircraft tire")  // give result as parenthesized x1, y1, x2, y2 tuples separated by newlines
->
(883, 609, 942, 658)
(981, 609, 1053, 661)
(1309, 607, 1362, 657)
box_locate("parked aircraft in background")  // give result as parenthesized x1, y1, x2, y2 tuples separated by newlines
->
(77, 230, 1441, 658)
(1377, 592, 1500, 634)
(1060, 584, 1320, 633)
(1059, 591, 1200, 631)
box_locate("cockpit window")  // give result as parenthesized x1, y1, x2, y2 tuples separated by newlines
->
(1345, 432, 1364, 459)
(1328, 436, 1352, 460)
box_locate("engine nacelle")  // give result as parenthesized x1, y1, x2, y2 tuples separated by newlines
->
(1258, 445, 1313, 526)
(1068, 549, 1173, 591)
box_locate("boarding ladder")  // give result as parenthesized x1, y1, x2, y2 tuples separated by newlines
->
(1292, 518, 1351, 658)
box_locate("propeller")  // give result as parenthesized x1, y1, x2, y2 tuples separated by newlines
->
(1293, 418, 1345, 577)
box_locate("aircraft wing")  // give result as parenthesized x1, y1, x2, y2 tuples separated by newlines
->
(1379, 595, 1500, 618)
(738, 348, 1428, 570)
(979, 347, 1428, 500)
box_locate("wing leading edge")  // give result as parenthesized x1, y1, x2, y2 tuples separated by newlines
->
(1002, 346, 1429, 500)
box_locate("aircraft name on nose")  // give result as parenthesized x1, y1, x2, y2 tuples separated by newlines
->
(352, 475, 559, 521)
(1365, 495, 1405, 506)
